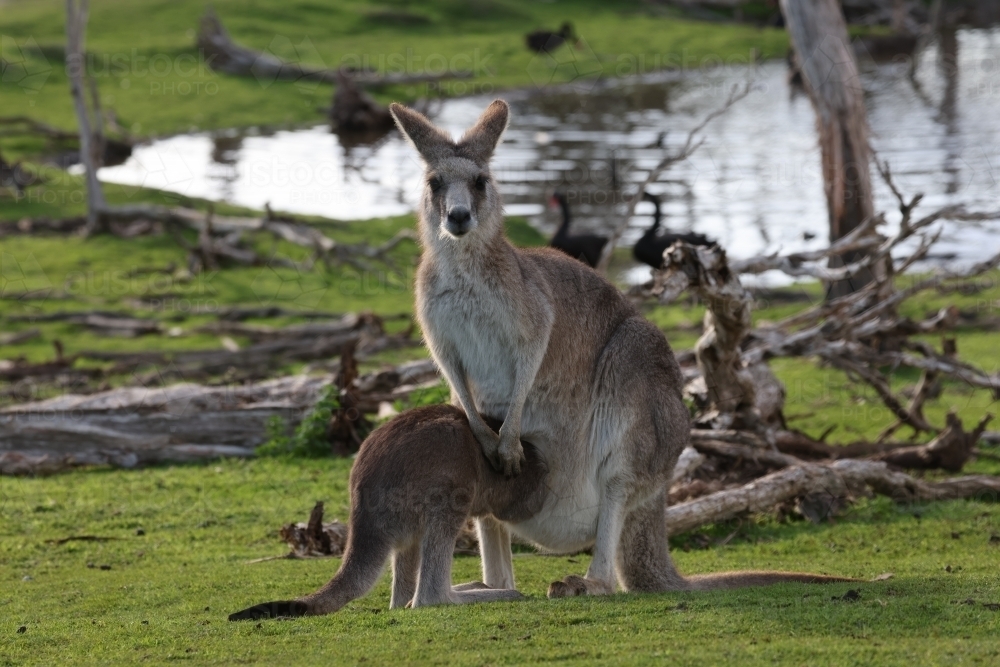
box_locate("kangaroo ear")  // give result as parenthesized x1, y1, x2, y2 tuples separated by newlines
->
(458, 99, 509, 164)
(389, 103, 453, 162)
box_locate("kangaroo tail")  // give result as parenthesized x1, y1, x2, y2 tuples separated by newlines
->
(229, 526, 391, 621)
(684, 571, 859, 591)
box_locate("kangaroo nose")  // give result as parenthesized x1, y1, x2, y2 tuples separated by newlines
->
(448, 207, 471, 225)
(445, 207, 472, 236)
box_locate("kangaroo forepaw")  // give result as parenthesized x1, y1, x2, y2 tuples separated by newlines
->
(547, 575, 615, 599)
(496, 438, 525, 477)
(228, 600, 309, 621)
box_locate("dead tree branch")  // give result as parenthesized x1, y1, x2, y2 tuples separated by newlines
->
(664, 458, 1000, 536)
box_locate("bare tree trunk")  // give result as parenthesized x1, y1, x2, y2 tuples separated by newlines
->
(65, 0, 107, 234)
(780, 0, 876, 298)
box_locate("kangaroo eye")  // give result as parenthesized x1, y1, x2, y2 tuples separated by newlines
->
(474, 175, 487, 191)
(429, 176, 443, 192)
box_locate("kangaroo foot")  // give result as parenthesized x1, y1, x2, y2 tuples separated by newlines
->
(547, 575, 615, 598)
(228, 600, 309, 621)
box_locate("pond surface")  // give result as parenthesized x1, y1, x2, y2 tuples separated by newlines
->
(100, 28, 1000, 282)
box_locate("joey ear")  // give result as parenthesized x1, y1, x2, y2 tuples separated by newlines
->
(457, 99, 509, 164)
(389, 103, 453, 162)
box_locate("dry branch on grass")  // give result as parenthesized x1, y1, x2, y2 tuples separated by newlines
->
(664, 458, 1000, 536)
(0, 355, 441, 475)
(0, 313, 415, 394)
(197, 8, 471, 88)
(273, 501, 479, 561)
(640, 167, 1000, 534)
(8, 203, 417, 274)
(652, 182, 1000, 445)
(278, 501, 349, 559)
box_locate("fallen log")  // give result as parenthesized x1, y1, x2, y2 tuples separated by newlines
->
(691, 439, 802, 469)
(76, 313, 387, 380)
(0, 341, 82, 382)
(197, 8, 471, 88)
(0, 444, 256, 476)
(664, 459, 1000, 536)
(0, 356, 442, 474)
(4, 204, 416, 274)
(0, 329, 41, 346)
(869, 412, 992, 472)
(195, 314, 367, 342)
(68, 313, 161, 336)
(0, 373, 328, 453)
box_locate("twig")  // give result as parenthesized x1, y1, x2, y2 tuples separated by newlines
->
(46, 535, 122, 545)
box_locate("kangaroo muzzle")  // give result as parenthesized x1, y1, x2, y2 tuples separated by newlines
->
(445, 206, 474, 237)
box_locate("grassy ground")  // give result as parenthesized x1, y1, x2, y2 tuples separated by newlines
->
(3, 218, 1000, 664)
(0, 0, 788, 158)
(3, 3, 1000, 664)
(3, 457, 999, 666)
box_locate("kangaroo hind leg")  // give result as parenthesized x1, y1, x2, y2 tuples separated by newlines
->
(411, 516, 462, 608)
(390, 541, 420, 609)
(615, 490, 687, 593)
(547, 483, 627, 598)
(475, 515, 515, 589)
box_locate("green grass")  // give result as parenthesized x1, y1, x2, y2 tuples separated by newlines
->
(3, 225, 1000, 667)
(2, 457, 999, 666)
(3, 4, 1000, 662)
(0, 0, 789, 158)
(3, 223, 999, 664)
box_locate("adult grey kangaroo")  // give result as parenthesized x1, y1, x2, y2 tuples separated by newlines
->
(390, 99, 852, 597)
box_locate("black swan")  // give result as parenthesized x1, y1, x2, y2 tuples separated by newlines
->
(548, 192, 608, 268)
(526, 22, 576, 54)
(632, 192, 714, 269)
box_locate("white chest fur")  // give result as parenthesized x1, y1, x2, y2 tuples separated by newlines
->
(419, 271, 518, 418)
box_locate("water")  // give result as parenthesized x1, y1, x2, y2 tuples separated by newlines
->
(99, 29, 1000, 282)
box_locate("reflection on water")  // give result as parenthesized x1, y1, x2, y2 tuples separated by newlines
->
(100, 29, 1000, 279)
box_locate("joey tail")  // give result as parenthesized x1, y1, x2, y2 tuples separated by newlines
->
(229, 525, 391, 621)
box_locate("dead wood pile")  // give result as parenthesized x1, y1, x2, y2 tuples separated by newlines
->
(631, 168, 1000, 535)
(0, 350, 440, 474)
(0, 312, 418, 401)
